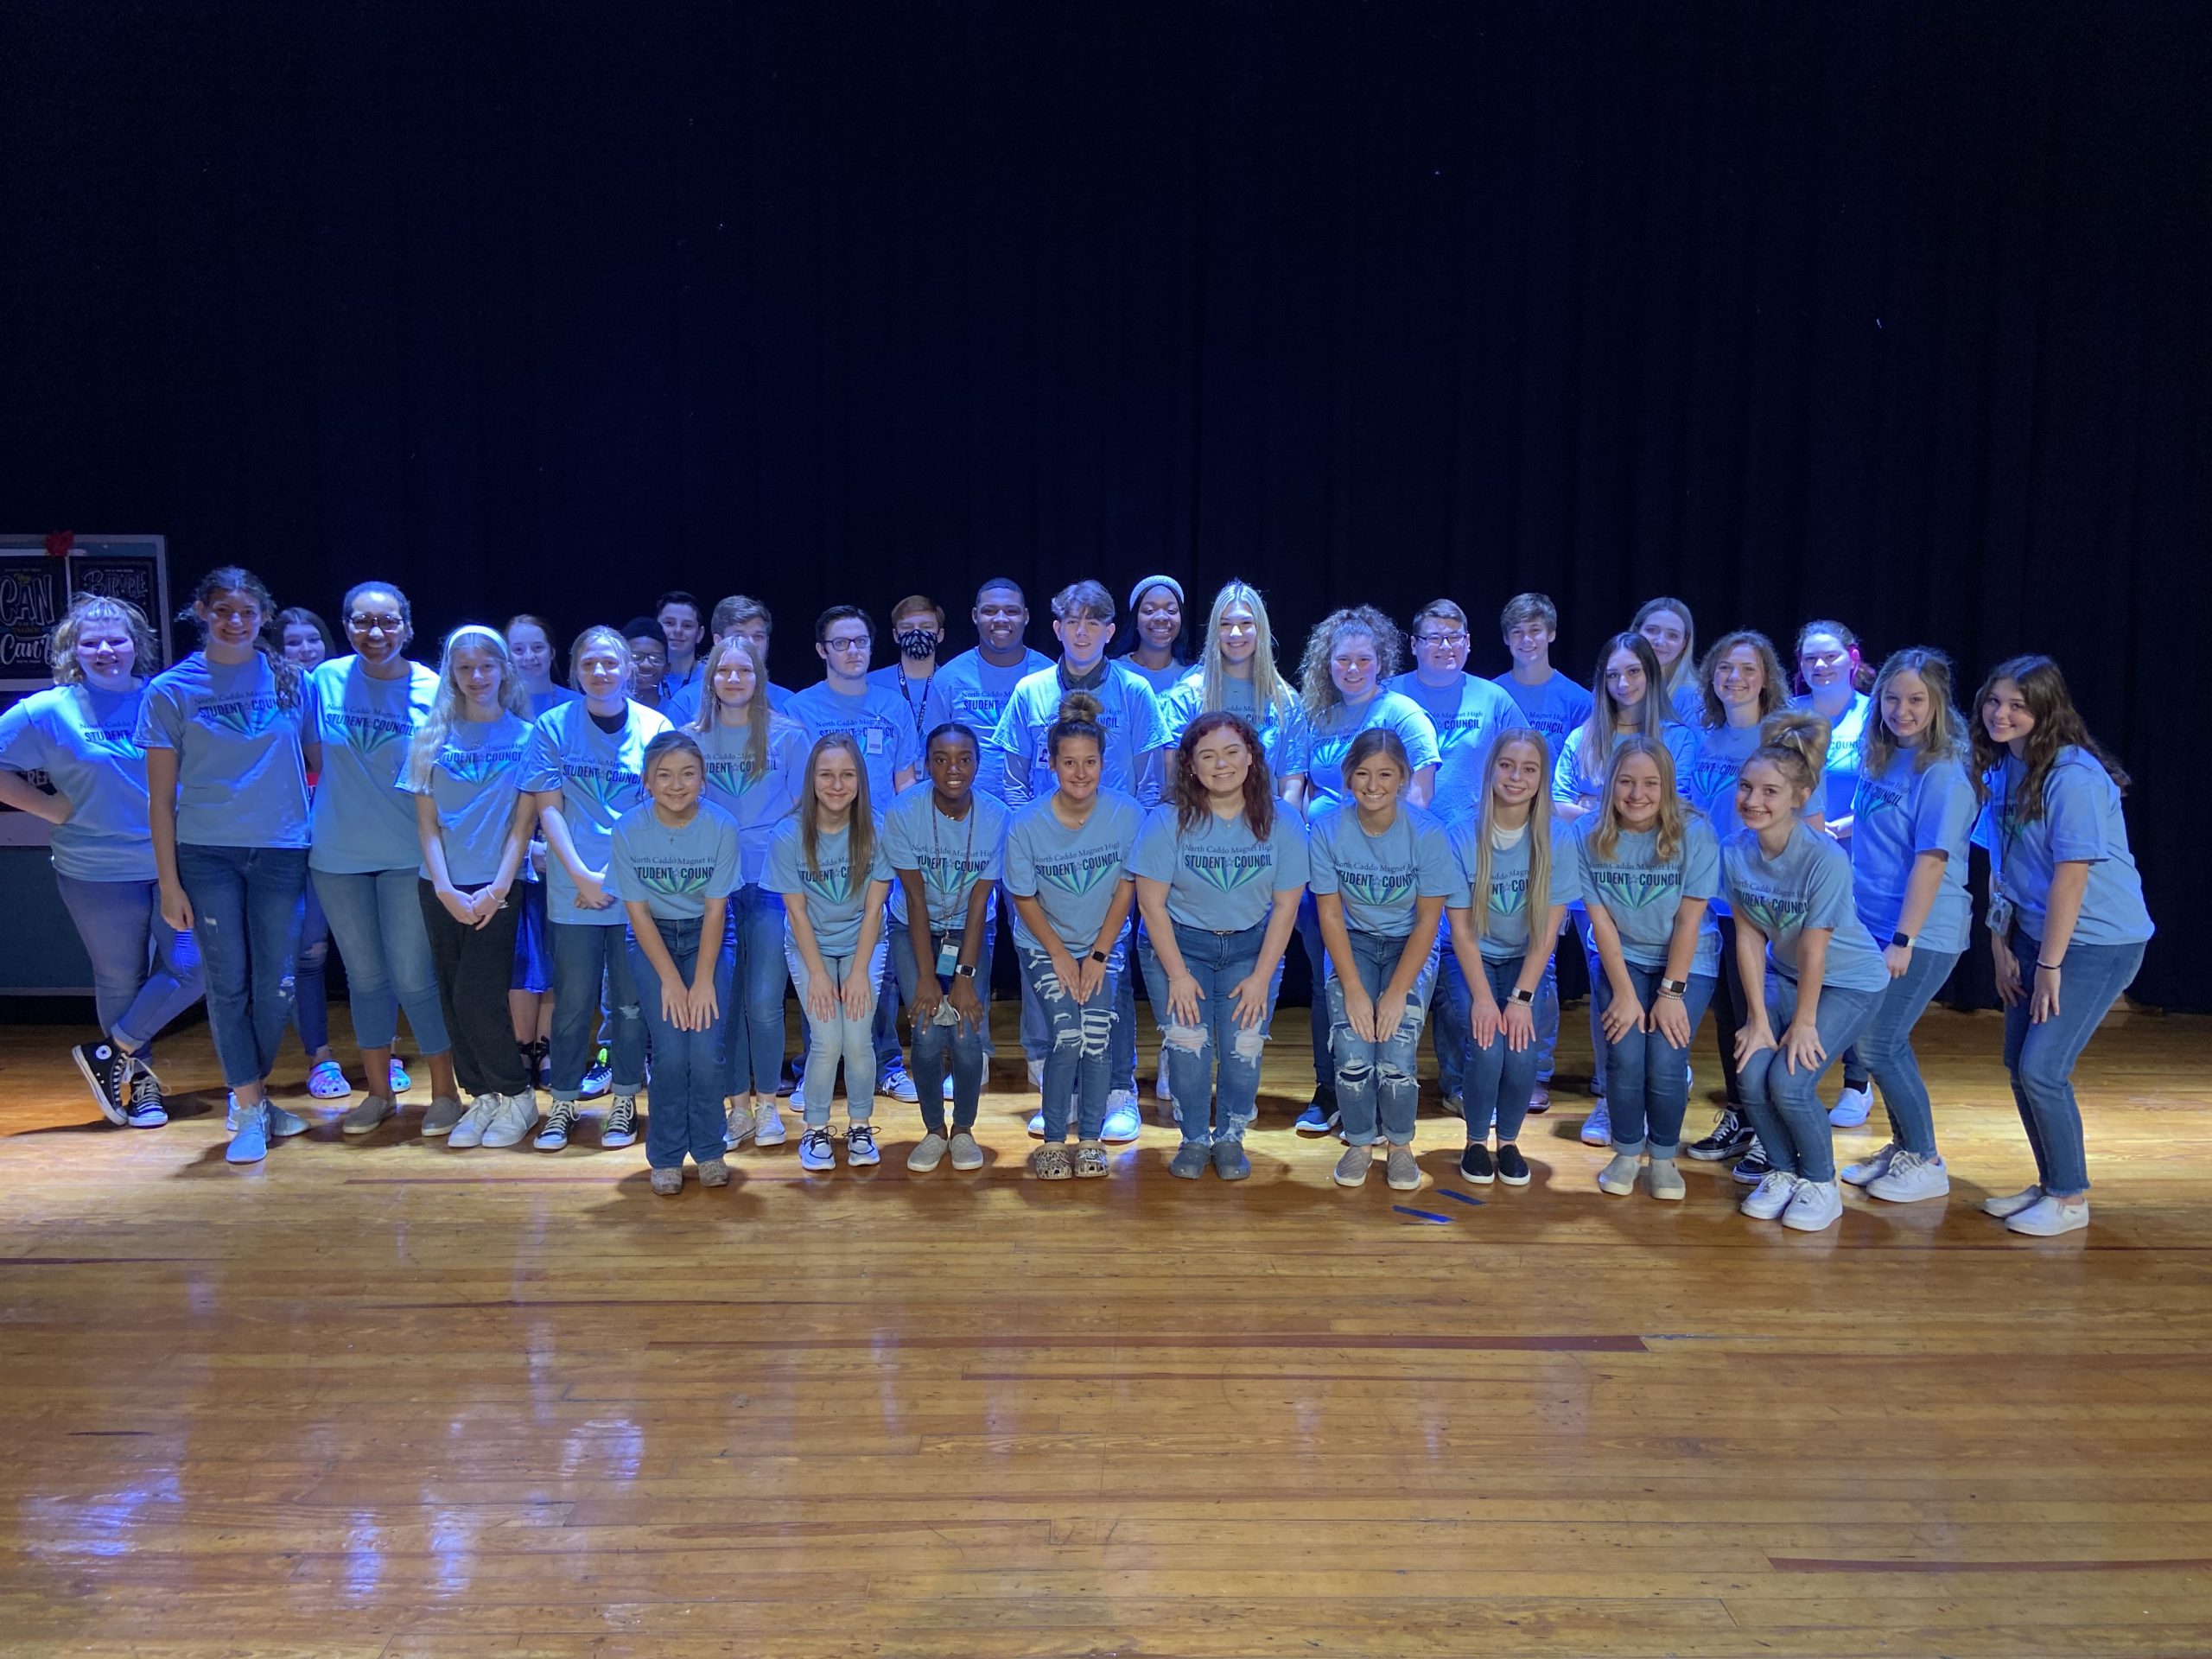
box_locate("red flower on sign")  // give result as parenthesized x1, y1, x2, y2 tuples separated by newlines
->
(45, 531, 74, 559)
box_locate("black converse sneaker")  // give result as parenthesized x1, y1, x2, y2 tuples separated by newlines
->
(601, 1093, 639, 1148)
(72, 1041, 134, 1125)
(1688, 1105, 1753, 1161)
(1732, 1135, 1773, 1185)
(124, 1061, 169, 1128)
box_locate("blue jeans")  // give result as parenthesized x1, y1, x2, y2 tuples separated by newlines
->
(1575, 914, 1608, 1095)
(1738, 974, 1879, 1182)
(1138, 919, 1284, 1146)
(1325, 930, 1437, 1147)
(2002, 929, 2145, 1197)
(1018, 937, 1126, 1141)
(312, 868, 451, 1057)
(1437, 936, 1560, 1114)
(1461, 953, 1549, 1144)
(292, 881, 331, 1054)
(631, 916, 734, 1168)
(721, 884, 790, 1097)
(1594, 964, 1717, 1157)
(891, 923, 992, 1135)
(174, 844, 308, 1090)
(1294, 894, 1336, 1093)
(549, 921, 645, 1102)
(787, 934, 887, 1126)
(1853, 945, 1961, 1156)
(54, 874, 206, 1058)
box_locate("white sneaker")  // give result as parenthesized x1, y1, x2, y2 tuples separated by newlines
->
(446, 1097, 500, 1149)
(798, 1126, 836, 1171)
(1781, 1178, 1844, 1231)
(481, 1092, 538, 1148)
(1866, 1149, 1950, 1203)
(846, 1123, 881, 1167)
(1827, 1084, 1874, 1128)
(907, 1132, 950, 1173)
(1154, 1052, 1173, 1103)
(2005, 1192, 2089, 1236)
(1739, 1170, 1799, 1221)
(1440, 1094, 1465, 1120)
(1580, 1102, 1611, 1147)
(752, 1102, 787, 1147)
(724, 1103, 754, 1151)
(1026, 1058, 1046, 1090)
(1840, 1141, 1898, 1186)
(1982, 1184, 2044, 1219)
(1101, 1090, 1141, 1142)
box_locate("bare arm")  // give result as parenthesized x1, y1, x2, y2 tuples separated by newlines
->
(0, 771, 69, 826)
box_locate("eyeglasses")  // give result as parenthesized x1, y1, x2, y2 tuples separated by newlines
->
(349, 614, 405, 634)
(823, 636, 871, 653)
(1414, 632, 1467, 647)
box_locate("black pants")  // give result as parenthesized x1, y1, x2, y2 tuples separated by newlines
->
(1712, 914, 1745, 1107)
(418, 879, 530, 1097)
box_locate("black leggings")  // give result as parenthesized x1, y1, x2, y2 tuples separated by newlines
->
(1712, 915, 1745, 1106)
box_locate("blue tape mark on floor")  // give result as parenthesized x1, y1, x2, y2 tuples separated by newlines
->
(1435, 1188, 1485, 1207)
(1393, 1205, 1455, 1224)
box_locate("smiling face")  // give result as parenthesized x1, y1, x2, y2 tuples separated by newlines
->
(505, 621, 552, 683)
(1491, 739, 1547, 809)
(575, 643, 627, 702)
(1799, 630, 1853, 694)
(658, 603, 702, 658)
(1329, 629, 1380, 702)
(345, 588, 410, 666)
(450, 642, 504, 711)
(1980, 677, 2034, 748)
(1347, 751, 1408, 815)
(198, 588, 264, 653)
(974, 586, 1028, 654)
(1639, 609, 1687, 670)
(1054, 608, 1114, 672)
(1135, 586, 1182, 652)
(927, 732, 977, 804)
(1217, 601, 1260, 668)
(74, 617, 137, 686)
(1604, 645, 1647, 715)
(647, 748, 703, 814)
(1191, 725, 1253, 799)
(1412, 614, 1470, 677)
(1881, 668, 1933, 746)
(1611, 751, 1664, 830)
(810, 747, 861, 817)
(1051, 734, 1103, 802)
(626, 636, 666, 694)
(282, 621, 327, 669)
(711, 646, 758, 713)
(1505, 617, 1554, 669)
(1713, 644, 1766, 710)
(1735, 757, 1801, 830)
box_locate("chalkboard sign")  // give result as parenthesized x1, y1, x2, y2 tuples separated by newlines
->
(0, 535, 171, 690)
(0, 554, 66, 683)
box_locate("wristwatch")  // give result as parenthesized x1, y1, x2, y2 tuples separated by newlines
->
(953, 963, 977, 979)
(1508, 987, 1535, 1006)
(1090, 949, 1109, 964)
(1657, 976, 1688, 999)
(1890, 931, 1913, 950)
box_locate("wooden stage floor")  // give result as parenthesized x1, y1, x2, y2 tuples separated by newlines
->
(2, 1002, 2209, 1657)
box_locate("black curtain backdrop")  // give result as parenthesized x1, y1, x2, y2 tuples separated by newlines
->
(3, 2, 2207, 1007)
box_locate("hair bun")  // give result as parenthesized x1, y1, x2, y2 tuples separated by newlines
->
(1058, 690, 1103, 724)
(1760, 709, 1830, 767)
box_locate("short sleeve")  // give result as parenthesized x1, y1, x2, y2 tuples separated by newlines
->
(1132, 681, 1169, 755)
(1551, 729, 1583, 804)
(1002, 820, 1037, 897)
(295, 671, 323, 744)
(1444, 820, 1478, 906)
(978, 804, 1008, 881)
(608, 823, 645, 903)
(521, 715, 563, 794)
(134, 680, 182, 751)
(890, 709, 922, 777)
(880, 798, 919, 872)
(1394, 701, 1442, 771)
(1128, 808, 1177, 884)
(2044, 760, 2110, 865)
(1305, 810, 1341, 895)
(1681, 819, 1721, 901)
(1158, 681, 1196, 747)
(1916, 760, 1977, 861)
(1414, 819, 1461, 898)
(0, 698, 45, 772)
(1803, 842, 1857, 932)
(1277, 703, 1313, 778)
(1270, 814, 1310, 891)
(765, 823, 800, 895)
(1544, 823, 1582, 908)
(711, 813, 741, 893)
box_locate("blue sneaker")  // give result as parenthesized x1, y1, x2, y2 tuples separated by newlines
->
(1294, 1093, 1339, 1136)
(388, 1058, 412, 1095)
(580, 1048, 613, 1100)
(226, 1106, 270, 1165)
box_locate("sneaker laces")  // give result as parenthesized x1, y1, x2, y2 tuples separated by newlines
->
(801, 1127, 832, 1157)
(1755, 1171, 1796, 1202)
(128, 1067, 162, 1109)
(607, 1094, 637, 1128)
(849, 1123, 877, 1153)
(1706, 1106, 1742, 1140)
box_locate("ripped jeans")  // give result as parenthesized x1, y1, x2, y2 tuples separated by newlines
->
(549, 920, 646, 1103)
(1325, 928, 1438, 1147)
(173, 843, 307, 1090)
(1138, 918, 1284, 1147)
(1016, 934, 1126, 1142)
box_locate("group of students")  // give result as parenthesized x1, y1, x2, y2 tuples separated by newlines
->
(0, 567, 2153, 1236)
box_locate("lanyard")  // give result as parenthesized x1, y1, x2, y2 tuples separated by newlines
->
(927, 794, 979, 933)
(896, 664, 934, 742)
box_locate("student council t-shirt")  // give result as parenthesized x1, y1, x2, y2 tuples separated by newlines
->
(1128, 804, 1310, 933)
(308, 656, 442, 873)
(766, 817, 893, 959)
(408, 713, 533, 887)
(1304, 798, 1459, 940)
(0, 683, 156, 881)
(611, 801, 741, 923)
(1001, 790, 1144, 954)
(135, 652, 317, 849)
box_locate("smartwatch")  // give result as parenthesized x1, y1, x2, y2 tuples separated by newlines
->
(1090, 949, 1110, 964)
(1508, 987, 1535, 1007)
(1657, 976, 1688, 999)
(1890, 931, 1913, 950)
(953, 963, 977, 980)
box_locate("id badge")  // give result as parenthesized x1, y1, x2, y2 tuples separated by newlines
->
(936, 941, 960, 977)
(865, 728, 885, 755)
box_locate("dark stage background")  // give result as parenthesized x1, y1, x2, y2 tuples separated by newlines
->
(2, 2, 2207, 1008)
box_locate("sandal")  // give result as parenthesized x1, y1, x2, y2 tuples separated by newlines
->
(1072, 1141, 1109, 1179)
(1027, 1144, 1073, 1180)
(306, 1059, 350, 1099)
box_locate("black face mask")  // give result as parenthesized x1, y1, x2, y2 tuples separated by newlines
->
(894, 626, 938, 661)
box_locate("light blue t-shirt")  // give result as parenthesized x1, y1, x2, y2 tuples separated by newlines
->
(521, 699, 673, 925)
(1681, 720, 1817, 910)
(698, 714, 807, 888)
(1001, 790, 1144, 955)
(526, 686, 582, 720)
(1721, 823, 1891, 994)
(931, 647, 1053, 802)
(880, 785, 1008, 931)
(1157, 671, 1313, 783)
(766, 816, 893, 958)
(1669, 681, 1707, 726)
(1793, 690, 1874, 823)
(1446, 815, 1583, 962)
(1385, 672, 1520, 822)
(135, 652, 317, 849)
(408, 713, 533, 887)
(664, 677, 796, 725)
(1573, 814, 1723, 978)
(994, 663, 1168, 805)
(308, 657, 441, 874)
(1304, 798, 1460, 940)
(1119, 654, 1191, 696)
(785, 679, 922, 805)
(1551, 721, 1700, 817)
(1129, 804, 1310, 933)
(1849, 744, 1976, 955)
(1491, 671, 1595, 759)
(1975, 748, 2155, 949)
(1304, 691, 1442, 807)
(611, 801, 741, 923)
(0, 683, 156, 881)
(868, 662, 957, 757)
